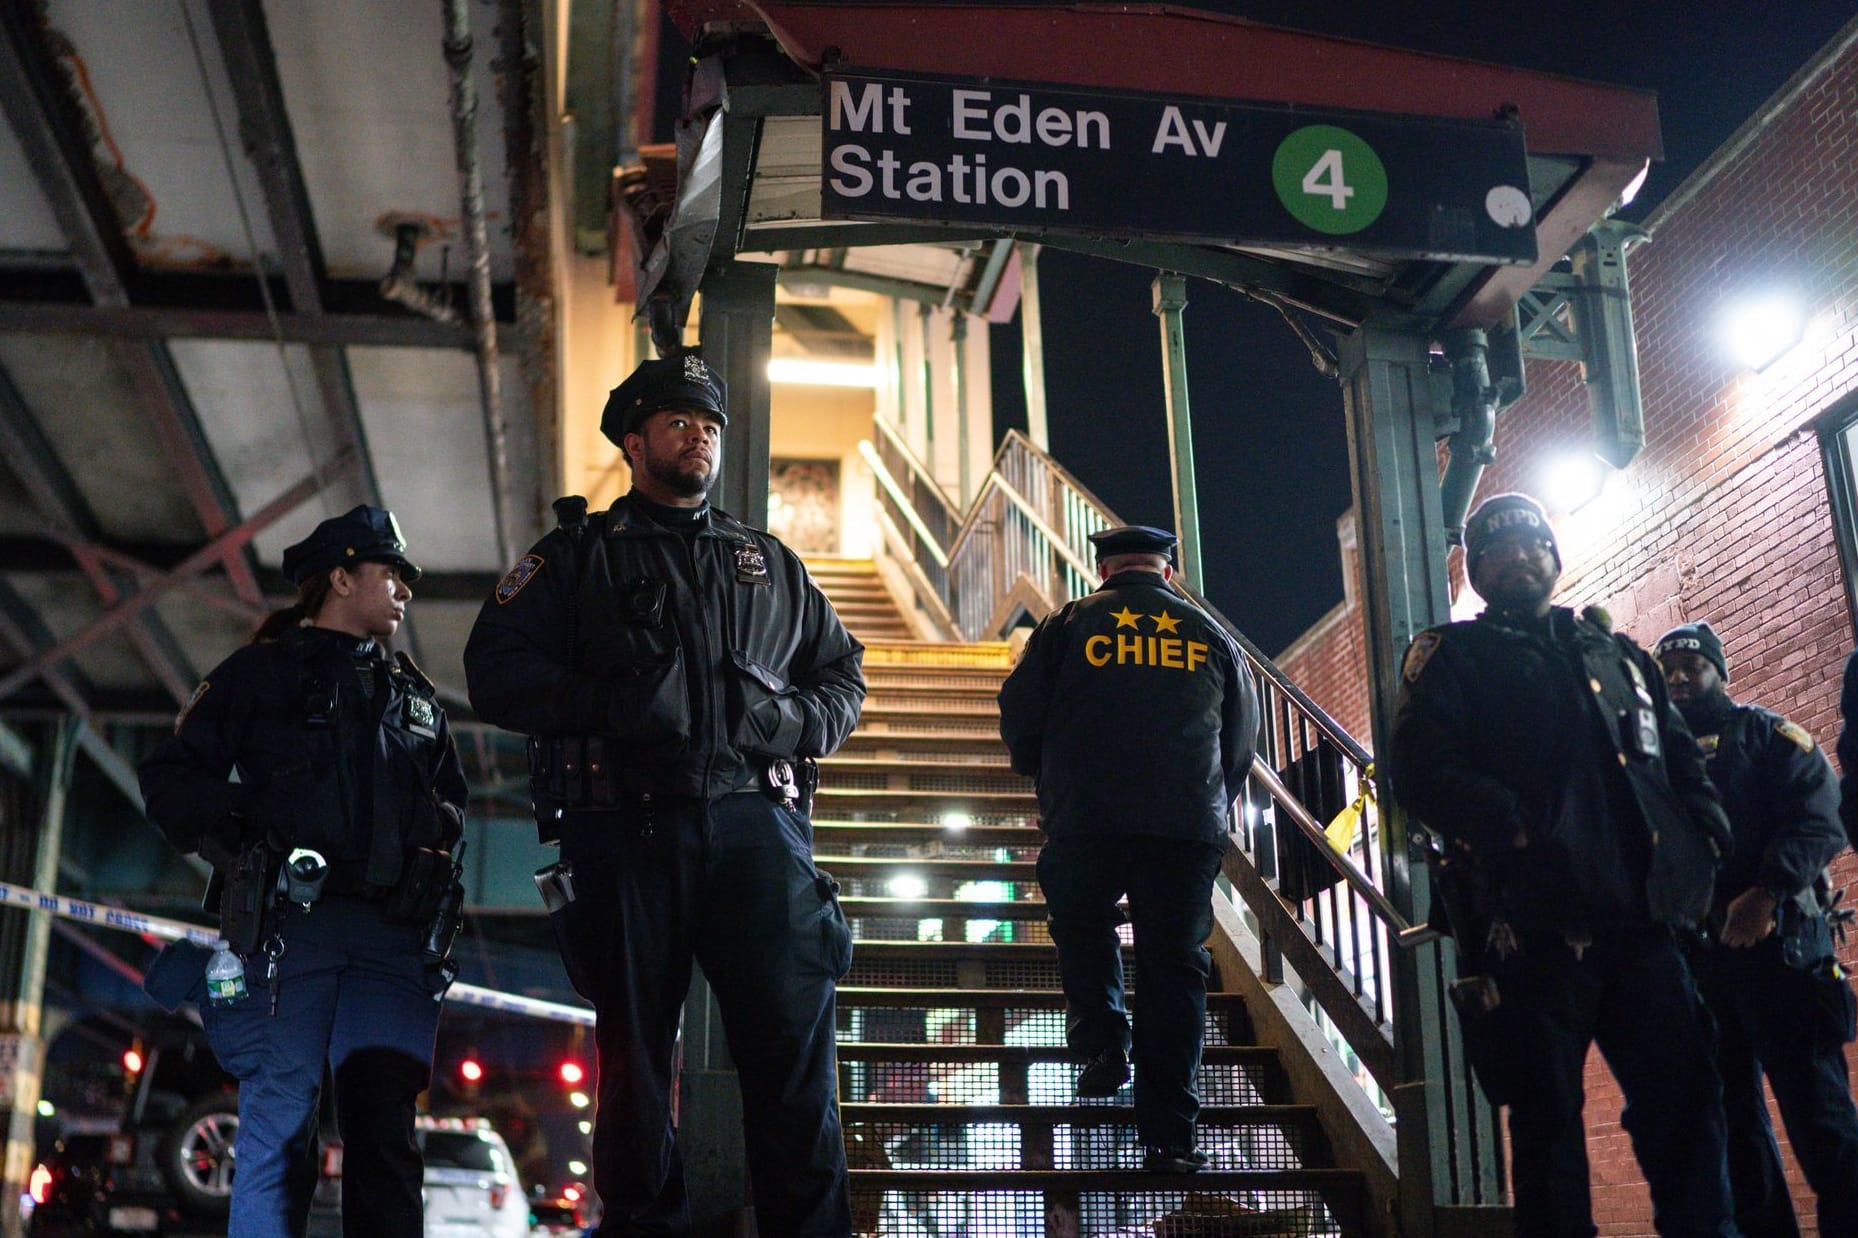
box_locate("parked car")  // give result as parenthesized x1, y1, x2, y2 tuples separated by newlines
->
(416, 1117, 530, 1238)
(28, 1025, 240, 1236)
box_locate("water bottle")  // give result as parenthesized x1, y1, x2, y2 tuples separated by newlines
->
(206, 940, 247, 1006)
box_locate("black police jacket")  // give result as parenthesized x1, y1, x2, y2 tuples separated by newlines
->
(462, 494, 866, 799)
(1685, 698, 1843, 916)
(139, 627, 468, 890)
(997, 569, 1258, 843)
(1389, 605, 1731, 932)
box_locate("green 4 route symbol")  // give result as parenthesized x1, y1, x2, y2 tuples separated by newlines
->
(1272, 124, 1388, 235)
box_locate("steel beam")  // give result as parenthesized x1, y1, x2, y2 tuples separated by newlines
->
(205, 0, 385, 509)
(0, 9, 271, 606)
(0, 584, 146, 811)
(0, 462, 338, 705)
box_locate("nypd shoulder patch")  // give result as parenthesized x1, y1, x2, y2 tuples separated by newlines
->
(495, 553, 544, 604)
(1774, 718, 1815, 754)
(1402, 631, 1443, 683)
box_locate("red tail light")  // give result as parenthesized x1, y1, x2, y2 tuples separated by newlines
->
(28, 1163, 52, 1205)
(489, 1182, 508, 1210)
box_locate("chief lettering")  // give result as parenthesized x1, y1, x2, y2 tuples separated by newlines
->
(1084, 633, 1209, 672)
(495, 553, 545, 604)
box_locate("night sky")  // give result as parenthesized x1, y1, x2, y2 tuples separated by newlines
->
(666, 2, 1858, 652)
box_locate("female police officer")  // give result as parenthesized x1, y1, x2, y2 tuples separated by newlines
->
(138, 505, 468, 1238)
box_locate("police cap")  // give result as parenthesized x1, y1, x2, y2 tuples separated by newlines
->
(600, 353, 729, 446)
(1655, 621, 1728, 683)
(281, 505, 422, 586)
(1089, 525, 1177, 563)
(1463, 493, 1560, 577)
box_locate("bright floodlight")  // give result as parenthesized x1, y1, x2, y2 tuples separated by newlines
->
(888, 873, 929, 900)
(1723, 293, 1806, 371)
(1545, 455, 1607, 513)
(768, 358, 881, 388)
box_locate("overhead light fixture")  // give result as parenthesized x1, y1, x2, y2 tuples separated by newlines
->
(888, 873, 928, 900)
(1544, 454, 1609, 513)
(1616, 162, 1650, 210)
(768, 358, 880, 388)
(1722, 292, 1807, 371)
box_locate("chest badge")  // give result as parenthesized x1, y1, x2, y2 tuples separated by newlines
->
(734, 542, 770, 585)
(495, 553, 544, 604)
(403, 695, 437, 736)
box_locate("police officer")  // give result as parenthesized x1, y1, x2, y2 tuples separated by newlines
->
(997, 525, 1257, 1173)
(1655, 621, 1858, 1237)
(1387, 493, 1739, 1238)
(462, 353, 865, 1236)
(138, 505, 468, 1238)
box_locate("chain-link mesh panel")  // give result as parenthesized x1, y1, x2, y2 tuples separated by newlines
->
(856, 715, 1003, 736)
(906, 771, 1033, 794)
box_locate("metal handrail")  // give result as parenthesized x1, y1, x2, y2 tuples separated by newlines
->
(859, 439, 950, 568)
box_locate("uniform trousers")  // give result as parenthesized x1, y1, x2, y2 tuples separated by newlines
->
(1692, 941, 1858, 1238)
(1488, 926, 1738, 1238)
(551, 791, 853, 1237)
(1036, 834, 1225, 1151)
(201, 896, 442, 1238)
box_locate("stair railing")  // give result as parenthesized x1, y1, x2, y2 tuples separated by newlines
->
(862, 413, 1501, 1220)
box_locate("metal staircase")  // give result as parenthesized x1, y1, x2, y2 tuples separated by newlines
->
(805, 562, 1368, 1236)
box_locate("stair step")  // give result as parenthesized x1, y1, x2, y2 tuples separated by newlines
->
(816, 787, 1035, 809)
(816, 822, 1040, 847)
(841, 899, 1047, 920)
(819, 856, 1038, 881)
(850, 940, 1109, 964)
(837, 1043, 1274, 1066)
(837, 736, 1013, 761)
(836, 987, 1248, 1011)
(861, 642, 1016, 669)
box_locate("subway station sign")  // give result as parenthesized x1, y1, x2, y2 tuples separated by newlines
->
(820, 71, 1538, 264)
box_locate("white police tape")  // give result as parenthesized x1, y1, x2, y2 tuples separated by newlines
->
(0, 879, 595, 1027)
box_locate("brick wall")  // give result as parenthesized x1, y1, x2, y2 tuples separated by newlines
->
(1275, 25, 1858, 1235)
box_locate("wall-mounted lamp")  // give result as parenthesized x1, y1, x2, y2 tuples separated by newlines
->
(1722, 292, 1807, 372)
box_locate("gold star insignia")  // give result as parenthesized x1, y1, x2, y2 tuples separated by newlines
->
(1149, 611, 1181, 634)
(1110, 606, 1142, 630)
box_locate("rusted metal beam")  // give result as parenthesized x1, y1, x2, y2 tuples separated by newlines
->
(0, 9, 271, 605)
(0, 461, 340, 705)
(0, 364, 196, 705)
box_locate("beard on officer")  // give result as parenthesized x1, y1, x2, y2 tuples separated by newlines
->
(462, 352, 866, 1238)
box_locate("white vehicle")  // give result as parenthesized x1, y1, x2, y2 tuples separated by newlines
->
(417, 1117, 529, 1238)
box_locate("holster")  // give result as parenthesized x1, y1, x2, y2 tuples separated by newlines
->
(217, 839, 277, 956)
(390, 846, 455, 925)
(796, 757, 820, 818)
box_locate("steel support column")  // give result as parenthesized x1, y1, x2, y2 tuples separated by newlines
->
(0, 720, 74, 1237)
(1151, 273, 1204, 591)
(699, 260, 778, 527)
(1018, 244, 1049, 451)
(951, 313, 972, 506)
(1339, 324, 1504, 1229)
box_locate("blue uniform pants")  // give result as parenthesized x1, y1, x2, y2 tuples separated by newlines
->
(1693, 943, 1858, 1238)
(1490, 926, 1738, 1238)
(550, 791, 852, 1237)
(1036, 834, 1225, 1151)
(201, 896, 442, 1238)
